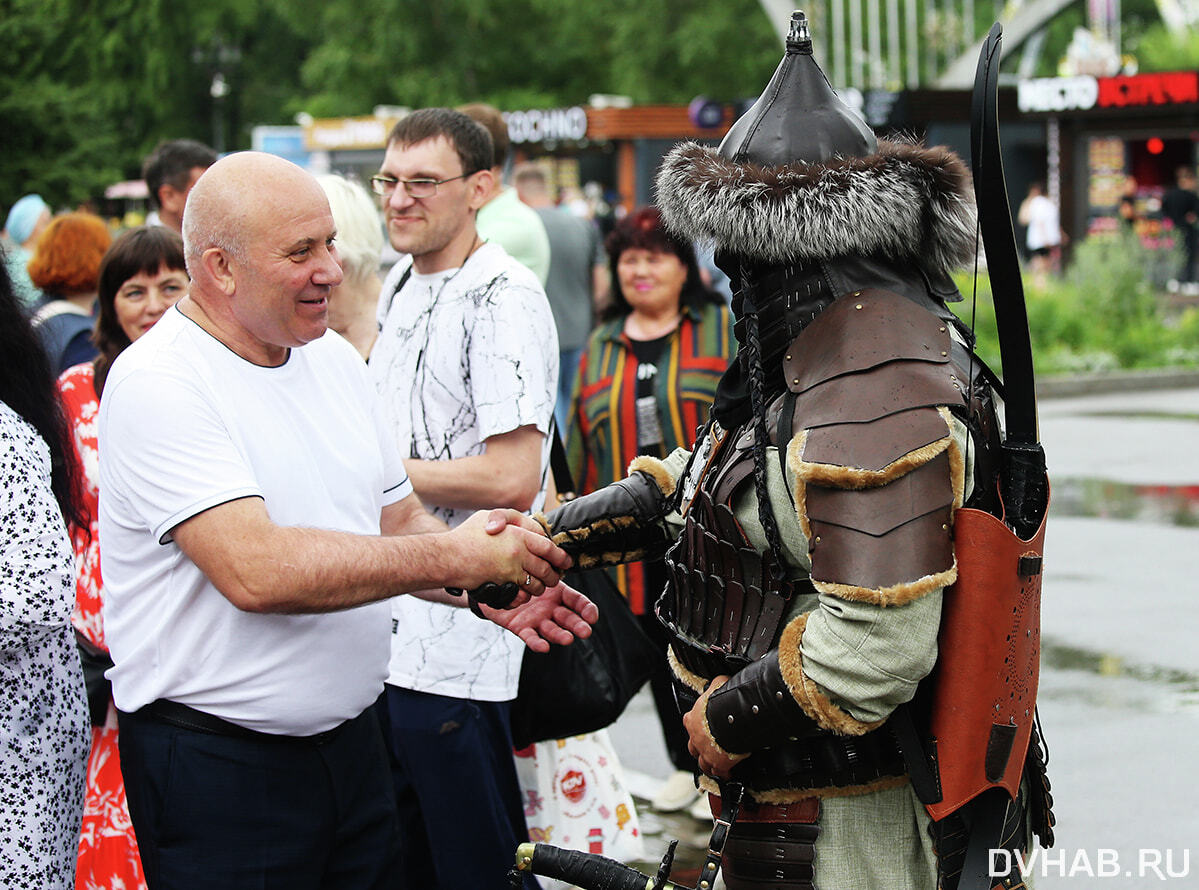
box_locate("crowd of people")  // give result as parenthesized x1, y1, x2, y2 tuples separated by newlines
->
(0, 104, 734, 889)
(2, 29, 1057, 883)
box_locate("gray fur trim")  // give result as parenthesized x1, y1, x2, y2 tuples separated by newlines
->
(655, 139, 978, 276)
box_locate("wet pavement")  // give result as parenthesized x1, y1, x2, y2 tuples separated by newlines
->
(600, 385, 1199, 889)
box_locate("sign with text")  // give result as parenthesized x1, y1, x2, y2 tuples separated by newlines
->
(505, 107, 589, 145)
(1019, 71, 1199, 114)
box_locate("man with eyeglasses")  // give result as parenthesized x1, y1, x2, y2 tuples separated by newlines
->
(367, 107, 559, 890)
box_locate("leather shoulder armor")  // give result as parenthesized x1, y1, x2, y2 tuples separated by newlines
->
(783, 289, 968, 606)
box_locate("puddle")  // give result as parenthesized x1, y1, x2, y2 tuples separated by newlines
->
(1049, 477, 1199, 526)
(1040, 638, 1199, 714)
(1068, 409, 1199, 423)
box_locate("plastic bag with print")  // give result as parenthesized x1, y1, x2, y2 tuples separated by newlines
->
(515, 730, 645, 890)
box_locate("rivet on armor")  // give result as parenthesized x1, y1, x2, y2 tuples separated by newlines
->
(752, 705, 759, 714)
(707, 863, 717, 871)
(941, 350, 948, 357)
(855, 304, 863, 310)
(814, 536, 821, 543)
(940, 326, 946, 332)
(728, 715, 735, 723)
(792, 378, 800, 385)
(942, 524, 948, 530)
(785, 354, 792, 361)
(701, 882, 710, 890)
(853, 291, 861, 296)
(776, 691, 784, 700)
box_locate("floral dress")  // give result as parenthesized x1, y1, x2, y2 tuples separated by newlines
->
(1, 400, 89, 888)
(57, 363, 146, 890)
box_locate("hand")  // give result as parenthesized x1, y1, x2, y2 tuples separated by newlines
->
(452, 510, 571, 595)
(480, 580, 599, 653)
(482, 507, 553, 539)
(683, 675, 749, 778)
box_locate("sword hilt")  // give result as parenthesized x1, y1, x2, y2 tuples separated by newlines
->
(514, 843, 690, 890)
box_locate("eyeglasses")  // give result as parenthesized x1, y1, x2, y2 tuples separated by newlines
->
(369, 172, 476, 199)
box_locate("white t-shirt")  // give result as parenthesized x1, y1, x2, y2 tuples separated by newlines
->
(371, 241, 558, 701)
(1024, 194, 1061, 251)
(98, 307, 412, 735)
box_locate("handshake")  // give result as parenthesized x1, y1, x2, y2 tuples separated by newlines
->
(445, 508, 598, 653)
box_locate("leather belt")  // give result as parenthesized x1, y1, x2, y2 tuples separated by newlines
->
(134, 699, 347, 746)
(709, 795, 820, 823)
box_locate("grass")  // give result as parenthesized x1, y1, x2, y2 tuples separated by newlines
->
(950, 231, 1199, 377)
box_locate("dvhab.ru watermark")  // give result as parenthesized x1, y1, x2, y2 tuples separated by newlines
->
(990, 849, 1191, 880)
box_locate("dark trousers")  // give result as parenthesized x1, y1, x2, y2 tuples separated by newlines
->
(374, 685, 534, 890)
(1181, 226, 1197, 283)
(118, 703, 401, 890)
(641, 559, 700, 774)
(640, 609, 700, 773)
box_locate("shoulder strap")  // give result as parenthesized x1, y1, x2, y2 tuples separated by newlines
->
(549, 420, 576, 496)
(382, 265, 413, 319)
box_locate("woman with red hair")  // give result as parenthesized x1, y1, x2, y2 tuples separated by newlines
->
(28, 213, 112, 375)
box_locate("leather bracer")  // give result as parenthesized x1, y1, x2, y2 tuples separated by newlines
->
(706, 650, 822, 755)
(537, 469, 672, 570)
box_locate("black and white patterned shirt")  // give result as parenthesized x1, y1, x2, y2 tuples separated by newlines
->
(0, 400, 88, 888)
(370, 242, 558, 700)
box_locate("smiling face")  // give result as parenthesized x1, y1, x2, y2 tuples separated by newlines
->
(379, 136, 488, 274)
(114, 263, 189, 341)
(183, 153, 344, 366)
(616, 247, 688, 317)
(227, 188, 343, 361)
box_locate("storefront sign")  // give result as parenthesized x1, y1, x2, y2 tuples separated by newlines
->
(505, 107, 589, 144)
(1018, 76, 1099, 113)
(1098, 71, 1199, 108)
(1019, 71, 1199, 114)
(303, 116, 402, 151)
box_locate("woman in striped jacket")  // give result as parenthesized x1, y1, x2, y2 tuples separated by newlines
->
(565, 205, 734, 813)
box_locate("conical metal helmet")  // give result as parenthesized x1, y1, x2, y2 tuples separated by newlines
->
(719, 10, 877, 166)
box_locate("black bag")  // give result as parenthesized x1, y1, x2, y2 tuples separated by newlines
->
(76, 629, 114, 727)
(508, 427, 660, 750)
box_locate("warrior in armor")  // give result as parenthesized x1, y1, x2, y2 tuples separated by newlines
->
(530, 12, 1052, 890)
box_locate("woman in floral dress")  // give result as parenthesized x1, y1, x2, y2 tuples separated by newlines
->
(0, 249, 90, 889)
(57, 227, 188, 890)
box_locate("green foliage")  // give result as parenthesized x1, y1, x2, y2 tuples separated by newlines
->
(0, 0, 1179, 214)
(1128, 23, 1199, 71)
(950, 232, 1199, 377)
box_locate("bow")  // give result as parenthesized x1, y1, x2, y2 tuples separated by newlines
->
(970, 22, 1049, 540)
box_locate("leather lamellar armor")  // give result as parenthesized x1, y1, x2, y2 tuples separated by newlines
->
(660, 286, 1004, 799)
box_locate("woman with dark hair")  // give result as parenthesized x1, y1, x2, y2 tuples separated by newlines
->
(56, 226, 187, 890)
(0, 249, 90, 887)
(564, 206, 735, 814)
(28, 212, 113, 375)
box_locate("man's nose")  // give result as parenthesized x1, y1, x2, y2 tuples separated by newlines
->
(318, 245, 344, 287)
(388, 186, 416, 211)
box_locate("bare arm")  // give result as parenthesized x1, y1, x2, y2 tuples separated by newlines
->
(381, 493, 597, 648)
(403, 425, 544, 513)
(591, 263, 611, 315)
(170, 495, 568, 614)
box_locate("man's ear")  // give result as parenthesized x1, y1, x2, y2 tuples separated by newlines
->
(200, 247, 237, 296)
(468, 168, 495, 211)
(158, 183, 185, 217)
